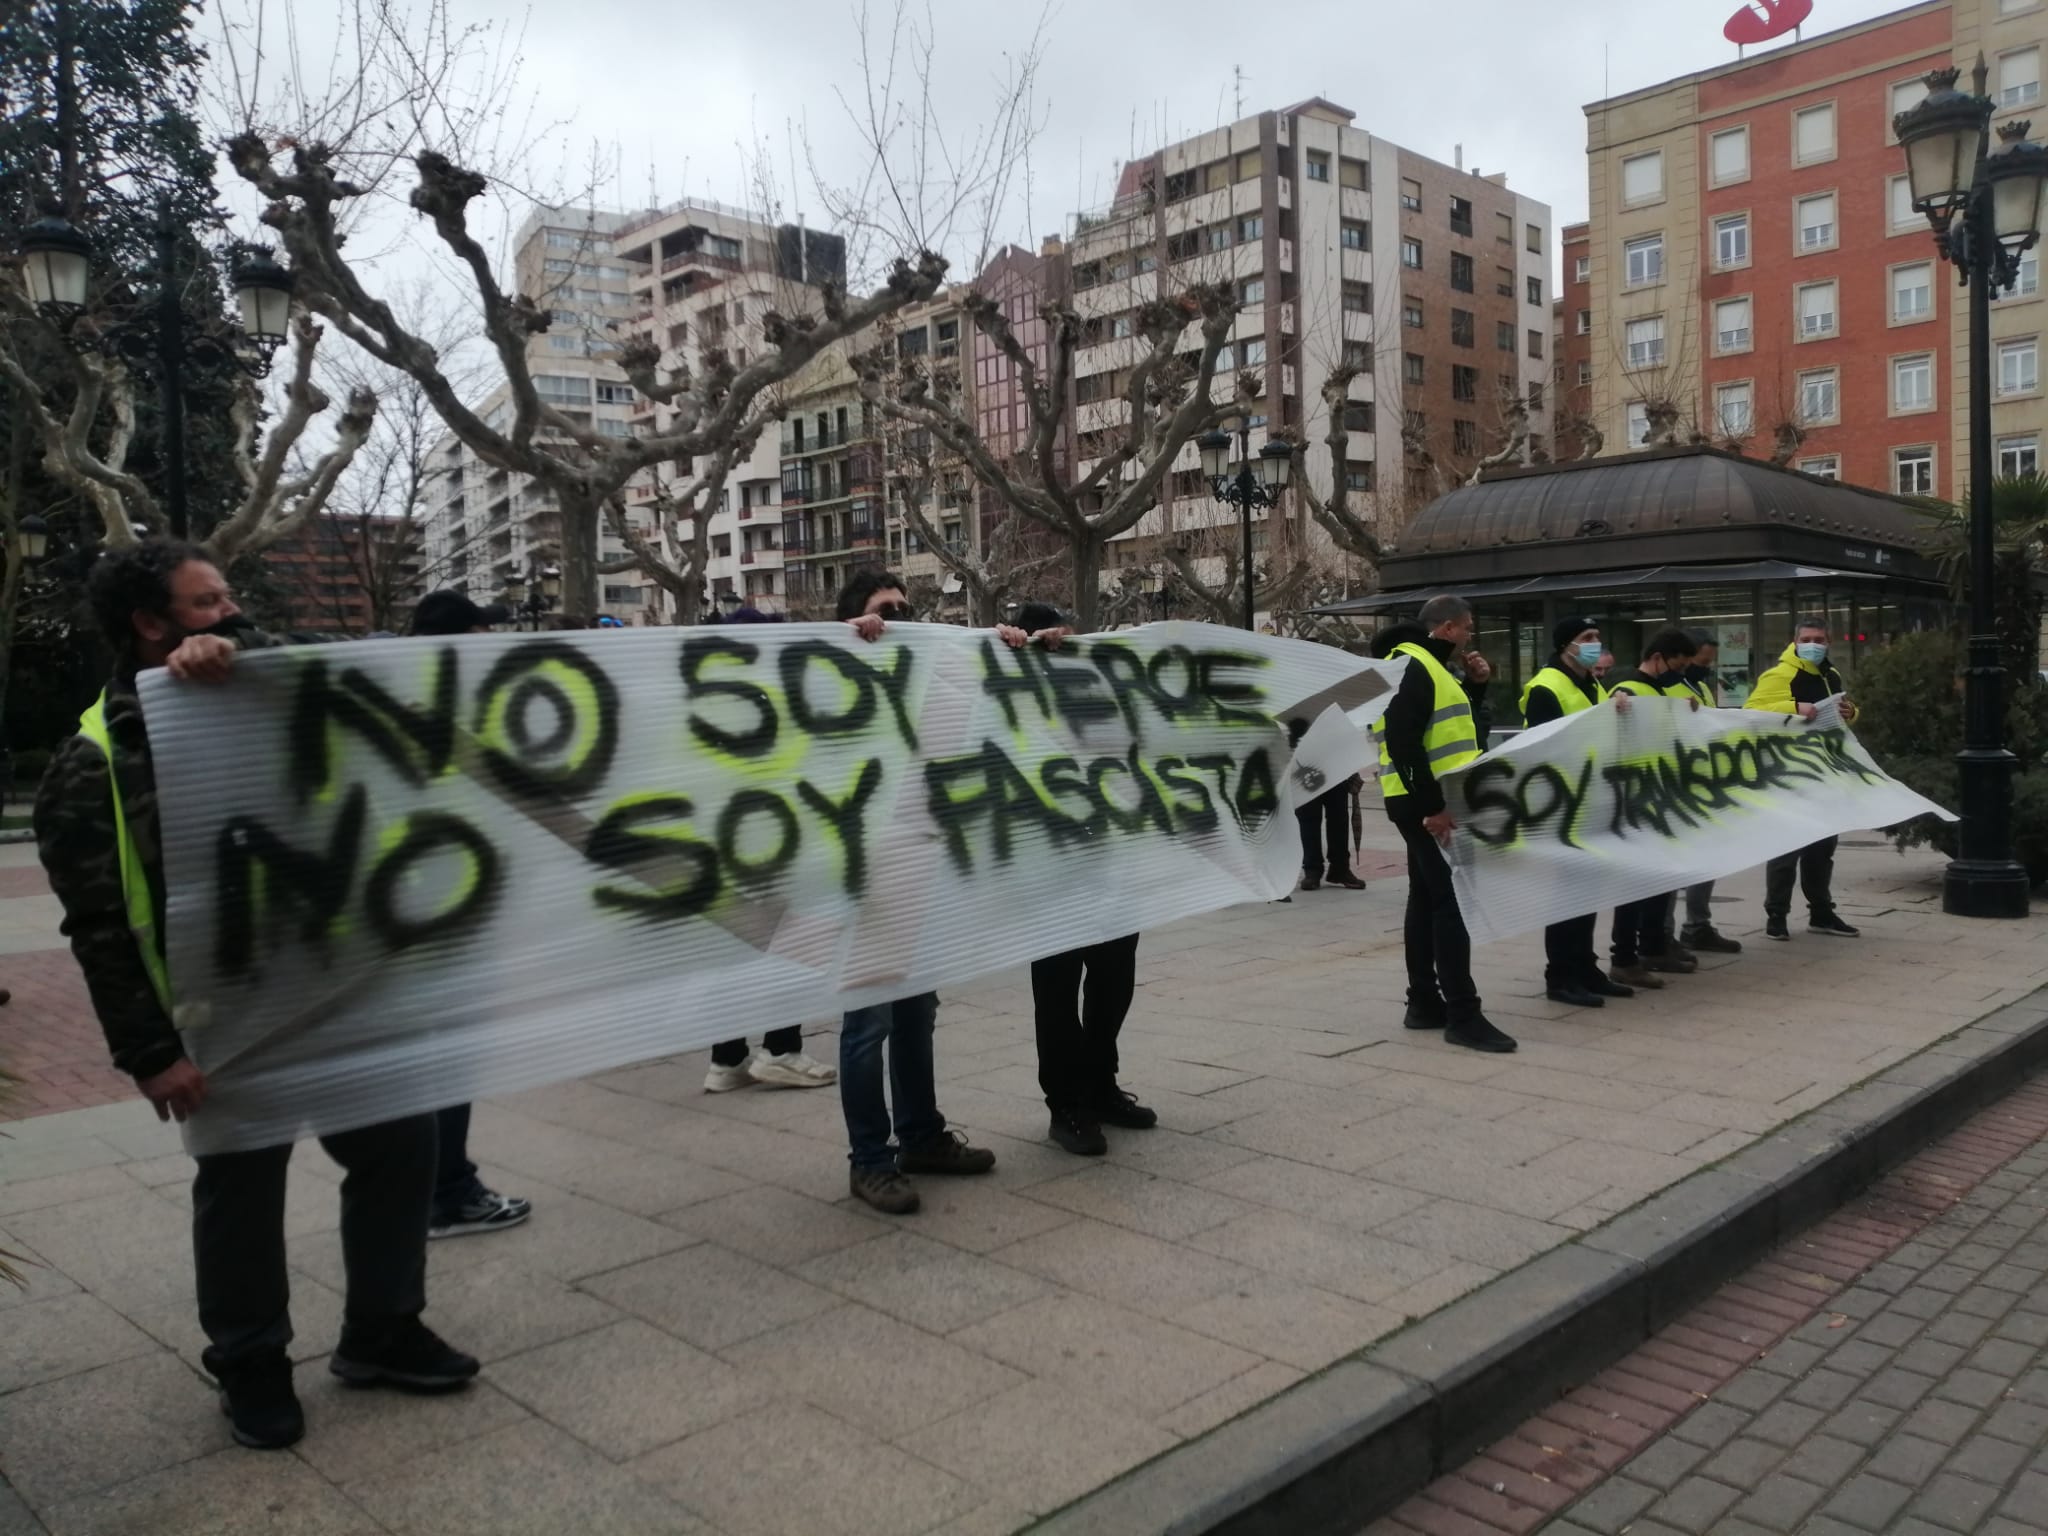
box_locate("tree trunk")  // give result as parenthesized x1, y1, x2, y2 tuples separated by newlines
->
(557, 488, 599, 620)
(1069, 534, 1103, 632)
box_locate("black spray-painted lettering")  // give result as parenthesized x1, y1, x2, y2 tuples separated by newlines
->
(472, 639, 621, 803)
(363, 812, 503, 952)
(214, 786, 369, 975)
(585, 796, 722, 919)
(288, 650, 459, 804)
(680, 636, 777, 758)
(794, 758, 885, 895)
(1461, 758, 1597, 849)
(779, 640, 919, 752)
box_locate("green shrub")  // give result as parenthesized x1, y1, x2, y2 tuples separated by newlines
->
(1850, 631, 2048, 883)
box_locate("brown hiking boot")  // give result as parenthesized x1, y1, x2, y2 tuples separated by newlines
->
(897, 1129, 996, 1177)
(850, 1166, 920, 1215)
(1611, 964, 1665, 990)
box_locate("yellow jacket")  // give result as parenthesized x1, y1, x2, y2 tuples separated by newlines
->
(1745, 642, 1844, 715)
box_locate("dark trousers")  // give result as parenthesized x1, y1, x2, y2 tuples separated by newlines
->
(1765, 837, 1839, 920)
(711, 1026, 803, 1068)
(840, 994, 944, 1172)
(1032, 934, 1141, 1107)
(1391, 807, 1480, 1020)
(1544, 913, 1601, 990)
(432, 1104, 485, 1218)
(1296, 787, 1351, 876)
(1611, 893, 1673, 968)
(194, 1113, 434, 1376)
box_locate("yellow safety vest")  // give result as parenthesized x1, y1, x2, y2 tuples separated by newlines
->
(75, 691, 173, 1015)
(1375, 641, 1482, 798)
(1519, 665, 1607, 719)
(1609, 674, 1683, 698)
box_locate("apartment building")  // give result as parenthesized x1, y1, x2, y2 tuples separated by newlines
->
(419, 206, 641, 618)
(1584, 0, 2048, 500)
(774, 343, 885, 614)
(263, 515, 422, 634)
(1063, 99, 1552, 605)
(1555, 222, 1597, 459)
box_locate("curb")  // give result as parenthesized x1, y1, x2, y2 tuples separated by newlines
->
(0, 829, 34, 845)
(1028, 984, 2048, 1536)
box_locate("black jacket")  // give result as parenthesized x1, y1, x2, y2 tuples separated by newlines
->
(1373, 624, 1490, 818)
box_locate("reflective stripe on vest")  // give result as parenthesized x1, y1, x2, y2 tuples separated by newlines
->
(1375, 642, 1482, 798)
(75, 692, 173, 1015)
(1519, 665, 1606, 720)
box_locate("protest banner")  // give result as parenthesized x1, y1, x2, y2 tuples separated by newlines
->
(141, 621, 1402, 1153)
(1440, 695, 1955, 945)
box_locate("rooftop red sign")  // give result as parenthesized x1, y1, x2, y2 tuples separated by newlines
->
(1724, 0, 1814, 45)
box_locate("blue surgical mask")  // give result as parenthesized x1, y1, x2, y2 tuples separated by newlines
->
(1795, 642, 1828, 664)
(1575, 642, 1603, 668)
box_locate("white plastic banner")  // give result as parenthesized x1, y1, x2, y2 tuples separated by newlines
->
(1441, 696, 1956, 945)
(141, 622, 1402, 1153)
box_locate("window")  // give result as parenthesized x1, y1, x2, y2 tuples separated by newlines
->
(1798, 280, 1839, 338)
(1340, 156, 1369, 190)
(1797, 192, 1838, 251)
(1711, 126, 1750, 184)
(2001, 48, 2041, 107)
(1451, 309, 1475, 347)
(1621, 151, 1664, 203)
(1715, 381, 1753, 436)
(1403, 300, 1424, 328)
(1574, 257, 1591, 284)
(1800, 455, 1841, 481)
(1497, 320, 1516, 351)
(1401, 238, 1423, 269)
(1627, 402, 1652, 447)
(1453, 419, 1480, 454)
(1452, 365, 1478, 402)
(1715, 296, 1753, 352)
(1527, 222, 1543, 253)
(2001, 248, 2041, 298)
(1799, 367, 1838, 423)
(1891, 78, 1931, 130)
(2004, 0, 2041, 13)
(603, 586, 641, 605)
(1998, 336, 2039, 395)
(1341, 220, 1371, 252)
(1111, 314, 1134, 338)
(1242, 338, 1267, 365)
(2001, 435, 2040, 476)
(1528, 328, 1545, 359)
(1893, 353, 1934, 411)
(1403, 353, 1426, 385)
(1344, 402, 1375, 431)
(1342, 340, 1373, 369)
(1167, 230, 1201, 262)
(1401, 177, 1423, 211)
(1529, 382, 1545, 409)
(1207, 224, 1232, 251)
(1450, 196, 1474, 235)
(1344, 460, 1376, 492)
(1890, 174, 1918, 233)
(1715, 214, 1749, 268)
(1624, 233, 1664, 287)
(1496, 265, 1515, 297)
(1527, 276, 1543, 305)
(1794, 103, 1836, 164)
(1894, 447, 1934, 495)
(594, 382, 636, 404)
(1305, 150, 1331, 183)
(1235, 149, 1261, 181)
(1578, 361, 1593, 386)
(1626, 315, 1665, 369)
(1343, 279, 1372, 312)
(1892, 262, 1934, 321)
(1240, 277, 1266, 305)
(1450, 252, 1474, 291)
(1576, 308, 1592, 335)
(1238, 214, 1264, 243)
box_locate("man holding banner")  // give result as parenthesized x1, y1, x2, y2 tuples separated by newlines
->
(1372, 596, 1516, 1054)
(1604, 628, 1705, 989)
(35, 543, 479, 1452)
(1672, 630, 1744, 956)
(1748, 619, 1862, 942)
(1521, 617, 1635, 1010)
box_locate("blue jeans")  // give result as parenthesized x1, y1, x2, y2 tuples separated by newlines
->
(839, 992, 945, 1172)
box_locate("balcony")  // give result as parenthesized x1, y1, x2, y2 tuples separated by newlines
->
(741, 549, 756, 565)
(662, 248, 742, 276)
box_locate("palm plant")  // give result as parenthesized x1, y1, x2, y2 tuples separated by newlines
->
(1920, 472, 2048, 694)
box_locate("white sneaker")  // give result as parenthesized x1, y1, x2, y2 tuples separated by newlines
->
(703, 1061, 756, 1093)
(747, 1050, 837, 1089)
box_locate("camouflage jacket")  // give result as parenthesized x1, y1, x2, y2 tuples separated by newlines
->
(34, 628, 316, 1081)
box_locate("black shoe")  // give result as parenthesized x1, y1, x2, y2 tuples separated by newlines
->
(330, 1319, 480, 1393)
(1326, 869, 1366, 890)
(1765, 917, 1790, 941)
(1809, 913, 1861, 938)
(428, 1189, 531, 1240)
(1545, 986, 1606, 1008)
(1299, 872, 1322, 892)
(214, 1352, 304, 1450)
(1445, 1015, 1518, 1054)
(1403, 1001, 1447, 1031)
(1089, 1087, 1159, 1129)
(850, 1166, 921, 1215)
(1048, 1105, 1108, 1156)
(1682, 926, 1743, 954)
(897, 1129, 997, 1176)
(1586, 972, 1636, 999)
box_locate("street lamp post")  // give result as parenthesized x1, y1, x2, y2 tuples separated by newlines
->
(1894, 62, 2048, 919)
(502, 562, 561, 630)
(1196, 428, 1292, 631)
(18, 208, 294, 542)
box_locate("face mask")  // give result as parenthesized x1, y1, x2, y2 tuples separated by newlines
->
(1685, 664, 1711, 683)
(1574, 642, 1603, 668)
(1795, 642, 1828, 664)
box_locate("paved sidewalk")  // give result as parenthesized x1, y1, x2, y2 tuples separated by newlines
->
(2, 824, 2046, 1535)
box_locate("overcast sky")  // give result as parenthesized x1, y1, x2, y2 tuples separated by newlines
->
(208, 0, 1919, 291)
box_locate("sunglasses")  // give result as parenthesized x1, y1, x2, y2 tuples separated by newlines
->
(875, 601, 916, 621)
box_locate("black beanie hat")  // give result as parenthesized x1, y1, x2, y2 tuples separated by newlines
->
(1552, 615, 1598, 653)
